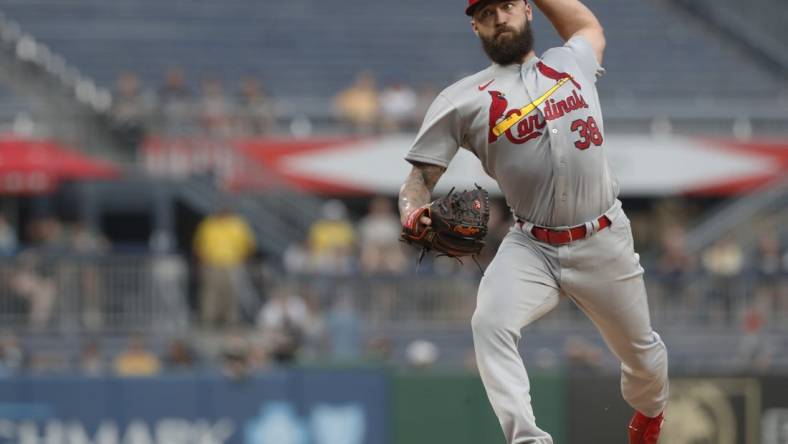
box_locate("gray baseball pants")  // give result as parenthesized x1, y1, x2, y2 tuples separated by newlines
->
(472, 200, 669, 444)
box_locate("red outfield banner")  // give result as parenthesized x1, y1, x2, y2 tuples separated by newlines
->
(0, 136, 120, 195)
(142, 135, 787, 196)
(4, 133, 773, 197)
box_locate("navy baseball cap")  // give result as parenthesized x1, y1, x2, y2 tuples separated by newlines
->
(466, 0, 527, 16)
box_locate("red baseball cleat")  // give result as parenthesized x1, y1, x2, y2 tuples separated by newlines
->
(628, 411, 664, 444)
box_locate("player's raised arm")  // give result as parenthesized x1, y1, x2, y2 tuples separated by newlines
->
(530, 0, 606, 64)
(398, 163, 446, 225)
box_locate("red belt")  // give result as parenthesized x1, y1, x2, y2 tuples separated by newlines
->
(518, 215, 611, 245)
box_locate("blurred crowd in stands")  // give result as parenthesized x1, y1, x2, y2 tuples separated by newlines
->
(0, 212, 109, 330)
(332, 71, 436, 134)
(110, 67, 277, 152)
(0, 324, 369, 378)
(0, 196, 787, 374)
(109, 68, 434, 151)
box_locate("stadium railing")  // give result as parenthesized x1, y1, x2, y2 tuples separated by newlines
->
(0, 254, 188, 333)
(0, 255, 784, 333)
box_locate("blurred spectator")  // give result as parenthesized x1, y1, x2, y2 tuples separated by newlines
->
(69, 222, 110, 254)
(28, 216, 66, 251)
(307, 200, 356, 274)
(753, 233, 783, 285)
(300, 292, 327, 360)
(652, 225, 700, 313)
(358, 196, 406, 274)
(150, 234, 189, 331)
(157, 66, 195, 135)
(237, 76, 276, 136)
(737, 296, 773, 370)
(702, 237, 745, 320)
(193, 206, 256, 327)
(110, 71, 150, 154)
(380, 82, 418, 132)
(0, 333, 26, 375)
(78, 340, 105, 376)
(69, 222, 110, 329)
(749, 233, 787, 320)
(164, 338, 197, 371)
(564, 335, 604, 373)
(0, 212, 17, 256)
(657, 225, 697, 279)
(704, 237, 745, 274)
(199, 77, 234, 137)
(10, 252, 56, 329)
(113, 335, 161, 376)
(325, 290, 361, 361)
(333, 71, 379, 134)
(220, 333, 252, 379)
(256, 285, 310, 364)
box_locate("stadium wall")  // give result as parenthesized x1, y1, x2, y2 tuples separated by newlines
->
(2, 371, 788, 443)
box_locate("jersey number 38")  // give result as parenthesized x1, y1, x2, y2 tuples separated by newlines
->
(570, 117, 604, 150)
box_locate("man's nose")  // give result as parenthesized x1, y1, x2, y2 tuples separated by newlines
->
(493, 8, 508, 26)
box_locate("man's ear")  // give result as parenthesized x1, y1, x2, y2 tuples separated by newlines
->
(471, 20, 479, 37)
(525, 2, 533, 20)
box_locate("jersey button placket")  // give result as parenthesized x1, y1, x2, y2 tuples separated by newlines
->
(559, 156, 568, 201)
(552, 127, 569, 220)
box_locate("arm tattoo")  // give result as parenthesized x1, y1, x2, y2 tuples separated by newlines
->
(398, 164, 446, 224)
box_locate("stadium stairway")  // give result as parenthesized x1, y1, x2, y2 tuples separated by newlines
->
(684, 176, 788, 255)
(174, 176, 311, 256)
(0, 11, 130, 162)
(670, 0, 788, 77)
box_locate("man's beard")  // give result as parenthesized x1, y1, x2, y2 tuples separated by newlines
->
(480, 21, 534, 65)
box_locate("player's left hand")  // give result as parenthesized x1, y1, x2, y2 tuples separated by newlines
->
(400, 186, 490, 259)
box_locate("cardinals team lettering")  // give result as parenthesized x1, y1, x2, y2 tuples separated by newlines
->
(487, 89, 588, 144)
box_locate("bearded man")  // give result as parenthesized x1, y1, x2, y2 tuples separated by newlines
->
(397, 1, 669, 443)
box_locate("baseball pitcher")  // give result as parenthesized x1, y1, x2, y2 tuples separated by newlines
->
(398, 1, 669, 442)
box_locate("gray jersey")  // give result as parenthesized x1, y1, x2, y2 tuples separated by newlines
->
(406, 36, 618, 228)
